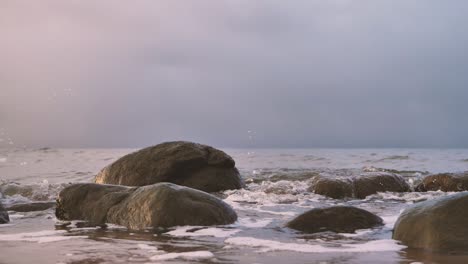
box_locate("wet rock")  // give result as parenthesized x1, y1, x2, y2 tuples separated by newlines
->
(393, 192, 468, 253)
(95, 141, 243, 192)
(353, 172, 411, 199)
(0, 201, 9, 224)
(415, 172, 468, 192)
(286, 206, 383, 233)
(308, 172, 410, 199)
(309, 178, 353, 199)
(56, 182, 237, 229)
(6, 201, 56, 212)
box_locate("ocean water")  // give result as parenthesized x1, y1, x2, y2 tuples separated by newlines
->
(1, 148, 468, 264)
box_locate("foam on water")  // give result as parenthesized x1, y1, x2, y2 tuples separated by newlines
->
(235, 217, 273, 228)
(166, 226, 240, 238)
(149, 251, 214, 261)
(137, 244, 158, 251)
(224, 237, 406, 253)
(0, 230, 88, 243)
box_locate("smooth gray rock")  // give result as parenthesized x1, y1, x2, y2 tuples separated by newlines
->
(415, 172, 468, 192)
(393, 192, 468, 253)
(0, 201, 9, 224)
(308, 172, 410, 199)
(56, 182, 237, 229)
(95, 141, 243, 192)
(287, 206, 383, 234)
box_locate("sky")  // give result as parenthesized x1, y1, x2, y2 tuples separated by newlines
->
(1, 0, 468, 148)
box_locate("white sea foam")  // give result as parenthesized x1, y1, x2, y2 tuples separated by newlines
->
(254, 207, 297, 216)
(0, 230, 87, 243)
(382, 214, 401, 229)
(8, 214, 24, 219)
(137, 244, 158, 250)
(236, 217, 273, 228)
(367, 191, 453, 203)
(340, 229, 374, 238)
(166, 226, 240, 238)
(149, 251, 214, 261)
(224, 237, 406, 253)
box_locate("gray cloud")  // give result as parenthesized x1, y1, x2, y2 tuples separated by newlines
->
(1, 0, 468, 148)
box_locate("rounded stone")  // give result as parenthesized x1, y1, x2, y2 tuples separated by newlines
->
(393, 192, 468, 253)
(95, 141, 243, 192)
(56, 182, 237, 229)
(415, 172, 468, 192)
(308, 178, 353, 199)
(286, 206, 383, 234)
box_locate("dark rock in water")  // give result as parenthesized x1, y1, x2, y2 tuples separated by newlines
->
(6, 202, 56, 212)
(286, 206, 383, 234)
(393, 192, 468, 253)
(353, 172, 411, 199)
(56, 182, 237, 229)
(415, 172, 468, 192)
(310, 178, 353, 199)
(95, 141, 244, 192)
(308, 172, 410, 199)
(0, 201, 9, 224)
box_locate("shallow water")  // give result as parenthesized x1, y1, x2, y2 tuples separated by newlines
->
(1, 148, 468, 264)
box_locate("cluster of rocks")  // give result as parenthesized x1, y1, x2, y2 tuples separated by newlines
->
(56, 141, 243, 228)
(4, 140, 468, 255)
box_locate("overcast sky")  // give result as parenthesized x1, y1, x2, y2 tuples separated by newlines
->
(1, 0, 468, 148)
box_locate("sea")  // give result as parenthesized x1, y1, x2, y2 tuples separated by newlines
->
(1, 148, 468, 264)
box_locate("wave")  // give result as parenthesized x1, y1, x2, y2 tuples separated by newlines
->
(373, 155, 410, 162)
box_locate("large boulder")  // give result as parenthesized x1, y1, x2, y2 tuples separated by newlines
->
(95, 141, 243, 192)
(56, 182, 237, 229)
(0, 201, 9, 224)
(393, 192, 468, 253)
(286, 206, 383, 234)
(308, 172, 410, 199)
(415, 172, 468, 192)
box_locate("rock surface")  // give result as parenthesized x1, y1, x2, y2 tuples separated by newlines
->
(0, 201, 9, 224)
(309, 172, 410, 199)
(286, 206, 383, 234)
(310, 178, 354, 199)
(56, 182, 237, 229)
(393, 192, 468, 253)
(415, 172, 468, 192)
(95, 141, 243, 192)
(6, 202, 56, 212)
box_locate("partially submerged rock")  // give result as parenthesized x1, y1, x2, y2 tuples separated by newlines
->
(6, 202, 56, 212)
(56, 182, 237, 229)
(95, 141, 243, 192)
(415, 172, 468, 192)
(286, 206, 383, 234)
(353, 172, 411, 199)
(393, 192, 468, 253)
(0, 201, 9, 224)
(308, 172, 410, 199)
(310, 178, 353, 199)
